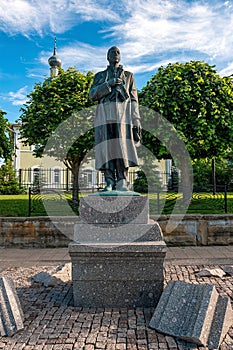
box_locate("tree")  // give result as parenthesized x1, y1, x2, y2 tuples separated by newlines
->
(0, 160, 25, 194)
(19, 68, 95, 201)
(193, 156, 233, 190)
(139, 61, 233, 190)
(0, 109, 13, 162)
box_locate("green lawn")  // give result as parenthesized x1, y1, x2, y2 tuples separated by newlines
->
(149, 192, 233, 215)
(0, 194, 29, 217)
(0, 192, 233, 217)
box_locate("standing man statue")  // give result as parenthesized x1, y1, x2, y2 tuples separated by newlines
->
(89, 46, 141, 191)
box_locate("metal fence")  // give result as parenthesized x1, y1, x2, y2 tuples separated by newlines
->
(154, 184, 229, 215)
(16, 168, 232, 216)
(27, 184, 232, 217)
(18, 168, 140, 192)
(24, 167, 174, 216)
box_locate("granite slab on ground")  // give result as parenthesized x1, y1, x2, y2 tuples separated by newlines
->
(149, 280, 233, 349)
(0, 277, 24, 337)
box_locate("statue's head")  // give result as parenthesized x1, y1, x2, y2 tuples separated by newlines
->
(107, 46, 121, 64)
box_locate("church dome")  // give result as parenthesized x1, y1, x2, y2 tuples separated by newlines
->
(48, 38, 62, 68)
(48, 51, 62, 68)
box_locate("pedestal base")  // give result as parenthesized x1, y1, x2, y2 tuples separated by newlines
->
(69, 227, 166, 307)
(69, 196, 167, 307)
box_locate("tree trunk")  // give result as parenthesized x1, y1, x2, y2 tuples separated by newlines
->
(71, 162, 81, 203)
(180, 163, 193, 207)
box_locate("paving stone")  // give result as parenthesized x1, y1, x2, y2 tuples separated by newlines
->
(195, 268, 226, 278)
(0, 277, 24, 337)
(0, 264, 232, 349)
(149, 281, 220, 346)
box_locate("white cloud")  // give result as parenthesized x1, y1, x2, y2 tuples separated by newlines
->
(0, 0, 120, 36)
(70, 0, 121, 22)
(108, 0, 233, 60)
(39, 42, 109, 72)
(34, 0, 233, 77)
(219, 62, 233, 77)
(4, 0, 233, 77)
(8, 86, 28, 106)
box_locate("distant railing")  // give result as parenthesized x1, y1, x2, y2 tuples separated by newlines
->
(17, 168, 173, 192)
(155, 184, 229, 215)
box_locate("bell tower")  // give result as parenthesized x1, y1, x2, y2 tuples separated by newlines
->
(48, 37, 62, 77)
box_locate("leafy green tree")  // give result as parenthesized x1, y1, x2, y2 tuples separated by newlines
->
(0, 160, 25, 194)
(19, 68, 95, 201)
(193, 157, 233, 190)
(139, 61, 233, 189)
(0, 109, 13, 161)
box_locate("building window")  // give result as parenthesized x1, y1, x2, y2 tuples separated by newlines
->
(53, 168, 61, 184)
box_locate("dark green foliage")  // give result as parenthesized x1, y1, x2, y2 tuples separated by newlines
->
(0, 110, 13, 161)
(133, 170, 148, 193)
(18, 68, 95, 201)
(0, 161, 25, 194)
(139, 61, 233, 160)
(193, 157, 233, 189)
(133, 166, 163, 193)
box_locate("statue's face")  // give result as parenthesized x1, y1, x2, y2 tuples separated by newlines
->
(107, 47, 121, 64)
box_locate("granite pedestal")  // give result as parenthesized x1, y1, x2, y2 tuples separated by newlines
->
(69, 195, 167, 308)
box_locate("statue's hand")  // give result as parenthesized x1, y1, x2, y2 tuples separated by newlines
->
(133, 119, 141, 130)
(108, 78, 122, 87)
(132, 120, 142, 142)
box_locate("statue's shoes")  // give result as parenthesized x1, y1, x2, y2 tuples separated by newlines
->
(103, 184, 112, 191)
(117, 184, 128, 191)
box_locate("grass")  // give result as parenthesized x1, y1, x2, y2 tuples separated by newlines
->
(0, 192, 233, 217)
(149, 192, 233, 215)
(0, 194, 29, 217)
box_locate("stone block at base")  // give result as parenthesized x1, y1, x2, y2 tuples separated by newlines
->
(79, 195, 149, 224)
(74, 220, 163, 245)
(70, 194, 167, 308)
(69, 223, 166, 307)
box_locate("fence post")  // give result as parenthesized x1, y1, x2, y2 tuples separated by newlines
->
(224, 184, 228, 213)
(212, 158, 216, 195)
(18, 169, 22, 185)
(157, 190, 160, 214)
(28, 187, 31, 217)
(66, 168, 69, 191)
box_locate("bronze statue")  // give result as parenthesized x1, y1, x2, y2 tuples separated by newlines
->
(89, 46, 141, 191)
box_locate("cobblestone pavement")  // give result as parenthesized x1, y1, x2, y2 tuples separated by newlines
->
(0, 263, 232, 350)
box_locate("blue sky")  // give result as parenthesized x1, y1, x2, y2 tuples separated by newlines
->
(1, 0, 233, 123)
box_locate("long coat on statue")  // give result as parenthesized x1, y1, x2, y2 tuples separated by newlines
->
(89, 65, 141, 170)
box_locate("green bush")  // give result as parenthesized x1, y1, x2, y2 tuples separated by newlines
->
(133, 170, 148, 193)
(193, 157, 233, 189)
(133, 168, 163, 193)
(0, 161, 25, 194)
